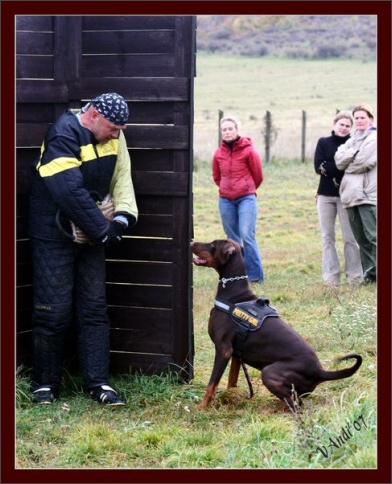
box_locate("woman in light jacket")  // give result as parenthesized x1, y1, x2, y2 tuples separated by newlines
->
(334, 104, 377, 284)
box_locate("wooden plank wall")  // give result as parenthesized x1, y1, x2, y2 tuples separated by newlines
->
(16, 15, 196, 380)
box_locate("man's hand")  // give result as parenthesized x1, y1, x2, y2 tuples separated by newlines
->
(101, 221, 126, 246)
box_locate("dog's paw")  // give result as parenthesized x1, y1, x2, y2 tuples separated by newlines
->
(265, 400, 294, 414)
(195, 402, 209, 410)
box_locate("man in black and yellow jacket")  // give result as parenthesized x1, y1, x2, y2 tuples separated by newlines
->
(29, 93, 138, 405)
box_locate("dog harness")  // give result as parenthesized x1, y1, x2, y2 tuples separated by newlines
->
(214, 297, 280, 358)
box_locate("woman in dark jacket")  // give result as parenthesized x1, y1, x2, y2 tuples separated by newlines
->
(314, 111, 362, 285)
(212, 117, 264, 283)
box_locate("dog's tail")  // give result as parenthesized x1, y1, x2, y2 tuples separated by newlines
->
(321, 353, 362, 381)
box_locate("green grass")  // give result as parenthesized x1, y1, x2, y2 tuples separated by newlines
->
(194, 52, 377, 161)
(16, 159, 377, 470)
(15, 53, 377, 470)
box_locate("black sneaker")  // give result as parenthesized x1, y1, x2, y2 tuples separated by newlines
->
(361, 277, 376, 286)
(33, 387, 54, 405)
(89, 385, 125, 406)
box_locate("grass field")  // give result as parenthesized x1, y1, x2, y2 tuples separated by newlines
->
(194, 52, 377, 161)
(15, 54, 377, 470)
(16, 159, 377, 470)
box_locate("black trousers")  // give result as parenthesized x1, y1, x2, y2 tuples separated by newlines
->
(30, 238, 110, 392)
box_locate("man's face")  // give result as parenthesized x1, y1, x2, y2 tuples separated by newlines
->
(90, 109, 126, 143)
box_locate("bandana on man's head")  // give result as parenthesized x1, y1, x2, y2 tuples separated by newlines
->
(89, 92, 129, 125)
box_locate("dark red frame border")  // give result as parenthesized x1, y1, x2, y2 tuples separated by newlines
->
(2, 1, 390, 483)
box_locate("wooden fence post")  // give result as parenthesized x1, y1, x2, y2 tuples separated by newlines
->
(301, 110, 306, 163)
(264, 110, 271, 162)
(218, 109, 223, 146)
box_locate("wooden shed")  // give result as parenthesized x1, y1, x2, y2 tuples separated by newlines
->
(16, 15, 196, 381)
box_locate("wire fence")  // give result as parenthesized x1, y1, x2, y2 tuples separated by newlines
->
(218, 109, 317, 163)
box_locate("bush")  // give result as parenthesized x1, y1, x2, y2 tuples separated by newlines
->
(314, 44, 347, 59)
(196, 15, 376, 61)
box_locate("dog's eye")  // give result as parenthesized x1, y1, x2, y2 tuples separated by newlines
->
(210, 245, 216, 253)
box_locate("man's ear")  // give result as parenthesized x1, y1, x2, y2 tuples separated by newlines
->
(90, 108, 100, 120)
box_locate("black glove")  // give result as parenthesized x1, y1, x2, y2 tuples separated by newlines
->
(101, 221, 125, 246)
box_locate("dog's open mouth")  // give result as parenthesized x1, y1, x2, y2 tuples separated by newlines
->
(193, 257, 207, 266)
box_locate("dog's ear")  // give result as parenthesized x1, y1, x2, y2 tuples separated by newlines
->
(216, 239, 237, 265)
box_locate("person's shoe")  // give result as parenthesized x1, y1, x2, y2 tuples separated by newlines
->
(89, 385, 125, 406)
(249, 279, 262, 284)
(363, 266, 376, 280)
(361, 276, 376, 286)
(33, 387, 55, 405)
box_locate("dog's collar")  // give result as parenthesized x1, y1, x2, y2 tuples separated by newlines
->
(219, 275, 248, 288)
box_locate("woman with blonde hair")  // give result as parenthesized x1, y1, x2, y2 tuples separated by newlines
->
(212, 117, 264, 283)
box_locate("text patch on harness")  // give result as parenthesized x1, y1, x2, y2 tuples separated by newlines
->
(232, 307, 258, 327)
(214, 297, 279, 357)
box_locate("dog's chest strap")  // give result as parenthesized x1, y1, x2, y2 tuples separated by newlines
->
(214, 297, 279, 358)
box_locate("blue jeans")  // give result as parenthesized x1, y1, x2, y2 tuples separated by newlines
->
(218, 195, 264, 282)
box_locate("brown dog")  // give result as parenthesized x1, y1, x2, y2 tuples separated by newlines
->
(190, 238, 362, 411)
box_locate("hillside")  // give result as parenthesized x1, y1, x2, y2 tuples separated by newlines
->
(196, 15, 377, 60)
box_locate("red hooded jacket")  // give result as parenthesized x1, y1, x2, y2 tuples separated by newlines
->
(212, 136, 263, 200)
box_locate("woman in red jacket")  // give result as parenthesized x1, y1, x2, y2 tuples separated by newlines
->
(212, 117, 264, 283)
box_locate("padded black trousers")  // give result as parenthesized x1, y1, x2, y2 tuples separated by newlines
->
(30, 238, 110, 392)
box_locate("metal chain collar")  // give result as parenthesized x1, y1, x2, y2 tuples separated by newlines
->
(219, 275, 249, 288)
